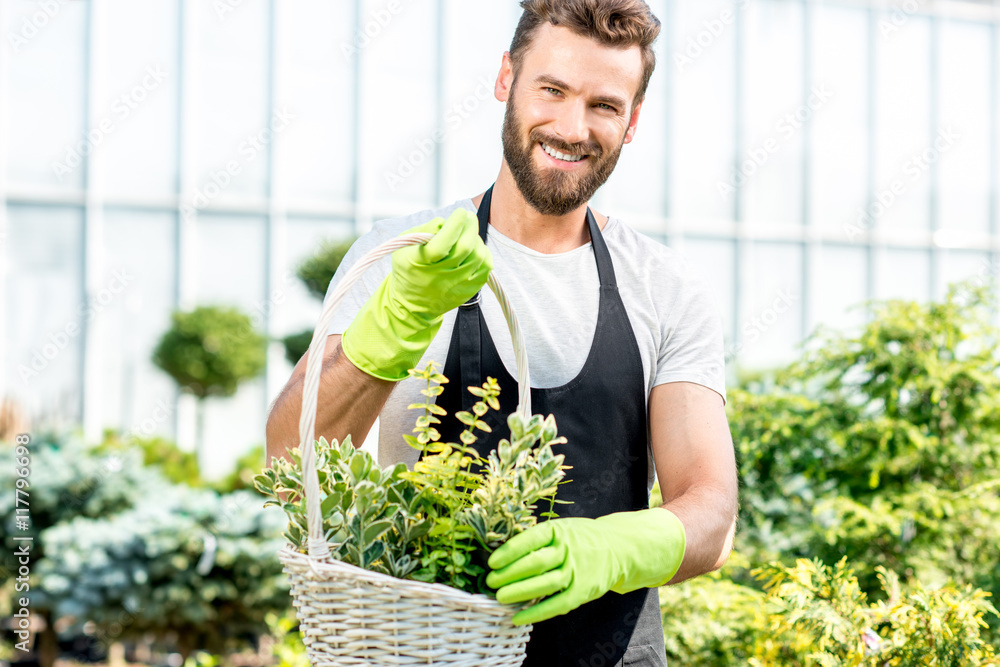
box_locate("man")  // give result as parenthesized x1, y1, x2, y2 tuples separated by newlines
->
(266, 1, 737, 665)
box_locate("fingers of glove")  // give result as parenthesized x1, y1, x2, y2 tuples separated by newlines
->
(488, 522, 556, 571)
(510, 588, 579, 626)
(400, 216, 446, 237)
(436, 248, 494, 305)
(420, 208, 477, 263)
(486, 544, 566, 589)
(392, 216, 446, 275)
(495, 566, 572, 605)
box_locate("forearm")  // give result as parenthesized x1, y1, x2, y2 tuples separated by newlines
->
(265, 336, 395, 467)
(661, 485, 737, 584)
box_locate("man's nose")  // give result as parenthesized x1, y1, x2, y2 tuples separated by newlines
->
(551, 99, 589, 147)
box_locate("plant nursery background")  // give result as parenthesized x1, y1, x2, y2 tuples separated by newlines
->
(2, 0, 1000, 665)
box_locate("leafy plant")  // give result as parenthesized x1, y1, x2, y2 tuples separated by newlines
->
(36, 486, 290, 664)
(282, 236, 358, 365)
(152, 305, 267, 459)
(754, 557, 1000, 666)
(730, 282, 1000, 614)
(97, 429, 204, 487)
(296, 237, 357, 301)
(254, 361, 569, 596)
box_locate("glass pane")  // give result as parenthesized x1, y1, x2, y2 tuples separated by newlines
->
(809, 6, 869, 235)
(101, 209, 177, 436)
(670, 0, 737, 223)
(282, 218, 356, 340)
(193, 214, 268, 479)
(4, 205, 84, 424)
(876, 248, 930, 302)
(937, 250, 992, 301)
(194, 214, 267, 312)
(595, 0, 670, 218)
(366, 0, 438, 205)
(4, 1, 88, 190)
(276, 0, 354, 204)
(937, 21, 991, 235)
(99, 1, 179, 199)
(812, 244, 868, 335)
(678, 238, 737, 355)
(439, 1, 513, 204)
(741, 241, 804, 371)
(873, 16, 931, 233)
(740, 1, 805, 226)
(193, 0, 271, 199)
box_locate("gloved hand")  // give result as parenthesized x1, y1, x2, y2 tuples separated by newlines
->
(486, 507, 686, 625)
(342, 208, 493, 381)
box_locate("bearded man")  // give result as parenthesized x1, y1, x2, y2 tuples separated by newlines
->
(267, 2, 738, 664)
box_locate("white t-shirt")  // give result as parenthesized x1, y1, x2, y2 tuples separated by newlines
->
(323, 198, 727, 490)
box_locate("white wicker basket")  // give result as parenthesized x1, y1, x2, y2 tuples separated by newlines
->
(279, 232, 534, 666)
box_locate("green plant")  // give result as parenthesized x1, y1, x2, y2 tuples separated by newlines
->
(254, 361, 569, 595)
(659, 553, 770, 666)
(97, 430, 204, 487)
(754, 557, 1000, 666)
(212, 444, 265, 494)
(37, 486, 290, 664)
(730, 282, 1000, 616)
(152, 305, 267, 459)
(296, 237, 357, 301)
(265, 610, 309, 667)
(281, 330, 313, 366)
(282, 236, 358, 365)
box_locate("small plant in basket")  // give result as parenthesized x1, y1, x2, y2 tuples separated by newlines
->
(253, 361, 570, 596)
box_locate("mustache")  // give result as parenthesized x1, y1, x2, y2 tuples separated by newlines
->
(529, 130, 602, 158)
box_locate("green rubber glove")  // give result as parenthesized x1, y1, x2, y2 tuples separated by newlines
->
(342, 207, 493, 382)
(486, 507, 686, 626)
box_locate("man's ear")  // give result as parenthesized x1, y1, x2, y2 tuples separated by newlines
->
(496, 52, 515, 103)
(623, 100, 643, 145)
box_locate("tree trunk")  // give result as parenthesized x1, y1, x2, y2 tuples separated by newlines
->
(196, 398, 206, 470)
(36, 609, 59, 667)
(107, 640, 127, 667)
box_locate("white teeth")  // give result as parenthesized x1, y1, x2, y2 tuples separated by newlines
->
(542, 143, 584, 162)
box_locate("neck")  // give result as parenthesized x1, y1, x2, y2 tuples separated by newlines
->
(470, 163, 607, 254)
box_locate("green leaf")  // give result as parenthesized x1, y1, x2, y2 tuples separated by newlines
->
(349, 454, 370, 482)
(362, 519, 394, 544)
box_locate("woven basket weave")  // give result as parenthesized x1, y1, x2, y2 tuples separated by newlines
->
(279, 232, 534, 666)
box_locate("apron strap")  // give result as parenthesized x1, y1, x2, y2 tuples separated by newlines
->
(476, 183, 617, 289)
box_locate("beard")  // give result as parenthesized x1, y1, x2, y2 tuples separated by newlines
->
(501, 90, 627, 217)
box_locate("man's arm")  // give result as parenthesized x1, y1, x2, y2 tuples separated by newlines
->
(649, 380, 738, 584)
(264, 334, 395, 467)
(265, 208, 492, 468)
(484, 382, 737, 626)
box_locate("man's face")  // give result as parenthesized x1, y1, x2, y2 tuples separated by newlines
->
(500, 23, 644, 216)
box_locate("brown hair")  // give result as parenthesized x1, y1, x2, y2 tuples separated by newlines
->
(509, 0, 661, 110)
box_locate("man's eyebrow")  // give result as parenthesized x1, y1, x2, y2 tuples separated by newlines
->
(534, 74, 628, 111)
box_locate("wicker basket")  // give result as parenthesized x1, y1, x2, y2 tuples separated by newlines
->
(279, 232, 534, 666)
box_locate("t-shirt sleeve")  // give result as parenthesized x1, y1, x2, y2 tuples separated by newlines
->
(652, 268, 728, 404)
(323, 231, 392, 336)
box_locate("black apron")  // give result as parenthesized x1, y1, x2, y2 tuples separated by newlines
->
(434, 186, 668, 667)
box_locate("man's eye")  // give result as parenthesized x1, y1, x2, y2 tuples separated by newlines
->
(545, 87, 561, 95)
(597, 103, 614, 111)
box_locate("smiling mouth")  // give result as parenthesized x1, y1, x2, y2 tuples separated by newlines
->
(540, 142, 587, 163)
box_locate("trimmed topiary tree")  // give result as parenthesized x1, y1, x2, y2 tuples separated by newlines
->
(152, 306, 267, 461)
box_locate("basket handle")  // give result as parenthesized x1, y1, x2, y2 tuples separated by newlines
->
(297, 231, 531, 559)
